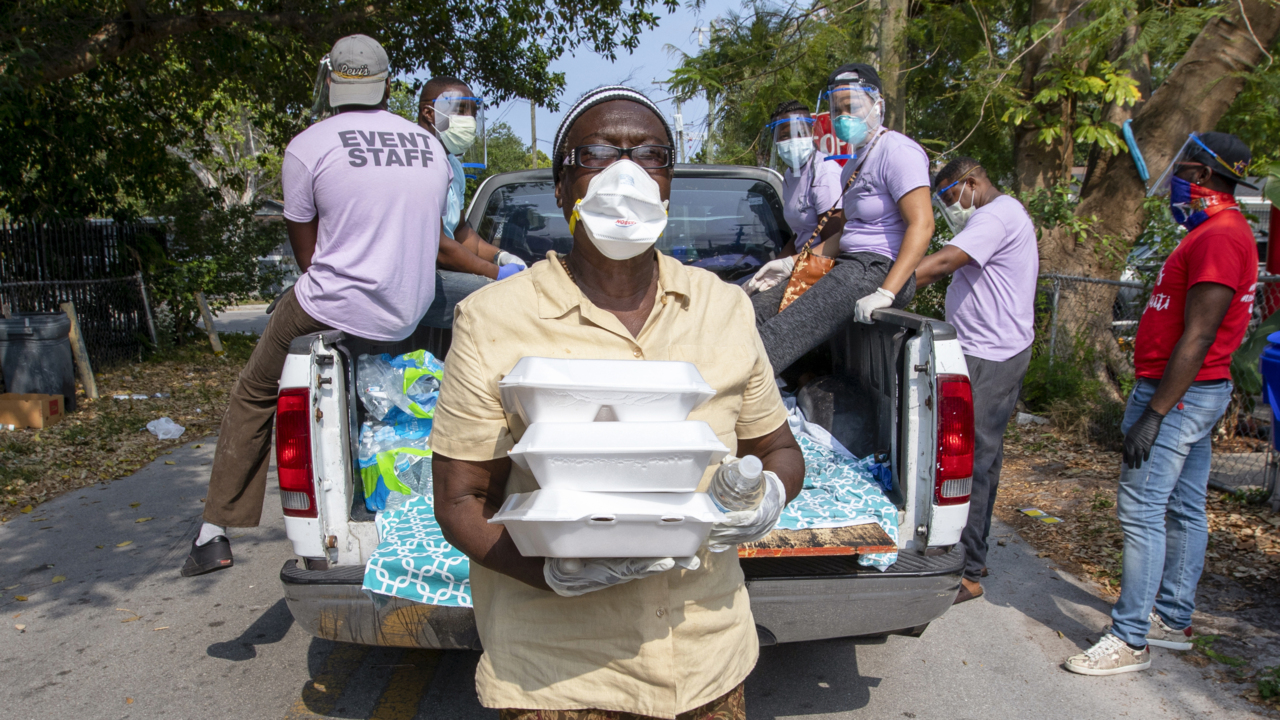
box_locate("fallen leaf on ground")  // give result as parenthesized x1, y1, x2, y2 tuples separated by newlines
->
(193, 444, 203, 448)
(164, 461, 175, 465)
(14, 624, 24, 631)
(125, 698, 133, 705)
(14, 596, 27, 601)
(116, 540, 132, 547)
(4, 585, 17, 590)
(135, 517, 153, 523)
(51, 576, 65, 584)
(19, 506, 32, 514)
(95, 545, 103, 549)
(129, 502, 141, 508)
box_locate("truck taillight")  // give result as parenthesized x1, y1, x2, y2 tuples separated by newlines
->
(935, 373, 973, 506)
(276, 388, 317, 518)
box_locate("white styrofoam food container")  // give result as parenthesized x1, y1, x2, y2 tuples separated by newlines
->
(489, 489, 724, 558)
(498, 357, 716, 424)
(509, 421, 730, 492)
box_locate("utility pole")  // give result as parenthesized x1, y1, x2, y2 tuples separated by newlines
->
(674, 99, 685, 163)
(530, 101, 537, 169)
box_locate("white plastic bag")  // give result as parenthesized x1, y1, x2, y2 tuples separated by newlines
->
(146, 417, 185, 440)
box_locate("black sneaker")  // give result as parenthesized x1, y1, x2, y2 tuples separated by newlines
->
(181, 535, 234, 577)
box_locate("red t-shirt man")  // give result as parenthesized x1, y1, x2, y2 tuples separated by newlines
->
(1133, 208, 1257, 381)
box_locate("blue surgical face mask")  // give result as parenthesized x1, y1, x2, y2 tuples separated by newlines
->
(776, 138, 814, 171)
(834, 114, 870, 147)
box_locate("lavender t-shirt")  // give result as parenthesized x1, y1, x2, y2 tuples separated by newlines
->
(837, 130, 931, 258)
(945, 195, 1040, 361)
(782, 154, 843, 246)
(283, 110, 452, 342)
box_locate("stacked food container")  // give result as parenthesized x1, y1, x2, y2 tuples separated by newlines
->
(489, 358, 730, 558)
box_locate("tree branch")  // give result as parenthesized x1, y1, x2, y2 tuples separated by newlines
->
(36, 7, 375, 85)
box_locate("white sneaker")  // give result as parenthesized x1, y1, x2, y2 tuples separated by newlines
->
(1064, 633, 1151, 676)
(1146, 612, 1193, 650)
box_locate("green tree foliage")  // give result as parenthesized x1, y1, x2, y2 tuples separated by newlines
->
(669, 0, 1266, 184)
(0, 0, 679, 218)
(137, 185, 289, 342)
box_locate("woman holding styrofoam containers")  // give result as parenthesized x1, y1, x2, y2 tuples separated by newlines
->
(748, 63, 934, 374)
(430, 85, 805, 720)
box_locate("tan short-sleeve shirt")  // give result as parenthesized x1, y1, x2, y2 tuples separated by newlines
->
(431, 251, 789, 719)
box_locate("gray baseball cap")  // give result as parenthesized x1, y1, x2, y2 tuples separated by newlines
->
(327, 35, 390, 108)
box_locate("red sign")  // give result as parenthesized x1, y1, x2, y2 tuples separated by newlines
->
(813, 112, 853, 166)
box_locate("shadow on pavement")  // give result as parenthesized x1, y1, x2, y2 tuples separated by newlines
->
(747, 636, 878, 718)
(207, 597, 294, 660)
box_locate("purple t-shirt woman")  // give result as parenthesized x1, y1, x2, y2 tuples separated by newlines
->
(781, 154, 844, 246)
(837, 130, 931, 258)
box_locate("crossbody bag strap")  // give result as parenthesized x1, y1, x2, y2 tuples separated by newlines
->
(797, 128, 889, 254)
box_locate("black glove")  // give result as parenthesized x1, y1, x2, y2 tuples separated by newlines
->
(1123, 405, 1165, 470)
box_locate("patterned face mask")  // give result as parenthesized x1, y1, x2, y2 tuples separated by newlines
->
(1168, 175, 1237, 230)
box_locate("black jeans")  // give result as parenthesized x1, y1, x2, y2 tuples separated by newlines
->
(751, 252, 916, 373)
(960, 347, 1032, 582)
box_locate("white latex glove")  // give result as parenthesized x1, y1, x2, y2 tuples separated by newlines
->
(743, 256, 795, 296)
(854, 287, 896, 324)
(495, 251, 527, 268)
(544, 555, 700, 597)
(705, 471, 787, 553)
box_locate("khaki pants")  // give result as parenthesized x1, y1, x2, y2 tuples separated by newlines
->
(498, 685, 745, 720)
(203, 287, 330, 527)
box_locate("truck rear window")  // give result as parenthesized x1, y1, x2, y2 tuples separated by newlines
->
(475, 177, 788, 281)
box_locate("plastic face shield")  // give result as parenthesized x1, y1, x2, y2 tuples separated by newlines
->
(932, 168, 977, 234)
(764, 116, 816, 169)
(819, 84, 883, 125)
(1148, 134, 1199, 198)
(432, 93, 487, 178)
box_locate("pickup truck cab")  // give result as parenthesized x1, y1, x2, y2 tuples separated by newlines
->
(277, 165, 972, 649)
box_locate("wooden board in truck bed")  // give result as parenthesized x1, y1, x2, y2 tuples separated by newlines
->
(738, 524, 896, 558)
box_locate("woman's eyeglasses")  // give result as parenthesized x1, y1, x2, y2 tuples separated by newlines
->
(564, 144, 674, 170)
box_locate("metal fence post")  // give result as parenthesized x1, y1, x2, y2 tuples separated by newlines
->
(135, 270, 158, 347)
(1047, 278, 1061, 365)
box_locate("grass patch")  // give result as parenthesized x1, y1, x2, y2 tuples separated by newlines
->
(1259, 666, 1280, 699)
(1193, 635, 1249, 668)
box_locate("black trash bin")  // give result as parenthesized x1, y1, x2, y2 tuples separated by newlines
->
(0, 312, 77, 412)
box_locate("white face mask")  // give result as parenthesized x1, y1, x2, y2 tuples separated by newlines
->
(438, 114, 476, 155)
(776, 138, 814, 171)
(569, 159, 669, 260)
(943, 183, 976, 232)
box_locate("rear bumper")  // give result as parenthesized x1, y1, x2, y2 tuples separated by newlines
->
(280, 560, 481, 650)
(280, 545, 962, 649)
(743, 545, 963, 644)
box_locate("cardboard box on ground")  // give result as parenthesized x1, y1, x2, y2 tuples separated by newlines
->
(0, 393, 65, 429)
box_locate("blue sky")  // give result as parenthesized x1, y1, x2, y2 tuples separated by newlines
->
(484, 0, 743, 161)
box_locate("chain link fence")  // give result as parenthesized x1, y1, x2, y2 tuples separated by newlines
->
(0, 220, 161, 371)
(1035, 273, 1279, 496)
(0, 274, 156, 370)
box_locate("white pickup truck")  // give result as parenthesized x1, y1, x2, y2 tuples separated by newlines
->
(275, 165, 973, 649)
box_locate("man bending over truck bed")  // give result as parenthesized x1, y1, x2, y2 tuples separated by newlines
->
(182, 34, 452, 577)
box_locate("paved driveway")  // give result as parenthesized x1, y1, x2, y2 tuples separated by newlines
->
(0, 439, 1262, 719)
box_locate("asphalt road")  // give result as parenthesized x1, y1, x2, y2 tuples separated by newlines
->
(0, 438, 1264, 719)
(197, 304, 272, 336)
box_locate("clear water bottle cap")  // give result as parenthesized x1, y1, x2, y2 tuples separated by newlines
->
(738, 455, 763, 479)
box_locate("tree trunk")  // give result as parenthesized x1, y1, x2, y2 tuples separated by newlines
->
(1012, 0, 1086, 193)
(878, 0, 908, 132)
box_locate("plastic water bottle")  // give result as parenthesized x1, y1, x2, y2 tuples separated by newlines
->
(710, 455, 765, 512)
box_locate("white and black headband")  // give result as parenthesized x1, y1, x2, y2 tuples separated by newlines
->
(552, 85, 675, 184)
